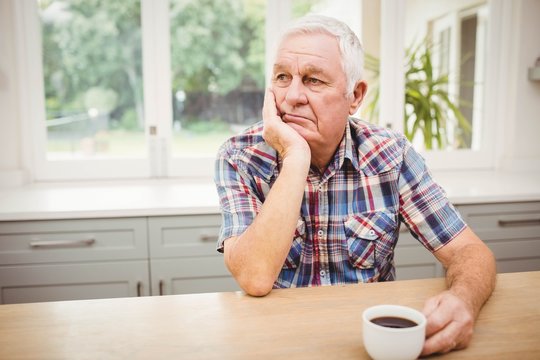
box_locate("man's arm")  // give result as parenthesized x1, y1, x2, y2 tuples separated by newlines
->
(421, 226, 496, 356)
(223, 89, 311, 297)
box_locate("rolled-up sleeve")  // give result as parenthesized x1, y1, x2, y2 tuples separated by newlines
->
(214, 146, 262, 252)
(398, 142, 467, 251)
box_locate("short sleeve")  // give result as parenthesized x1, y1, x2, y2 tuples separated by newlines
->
(398, 143, 466, 251)
(214, 147, 263, 253)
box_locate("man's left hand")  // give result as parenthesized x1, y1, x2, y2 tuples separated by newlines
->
(421, 290, 475, 356)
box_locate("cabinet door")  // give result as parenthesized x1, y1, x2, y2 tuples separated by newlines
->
(0, 261, 150, 304)
(148, 215, 221, 258)
(457, 202, 540, 273)
(150, 257, 240, 295)
(394, 226, 444, 280)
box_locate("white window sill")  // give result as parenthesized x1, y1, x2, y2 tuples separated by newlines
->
(0, 170, 539, 221)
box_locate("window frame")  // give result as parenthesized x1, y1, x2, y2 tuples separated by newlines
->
(16, 0, 511, 182)
(381, 0, 506, 171)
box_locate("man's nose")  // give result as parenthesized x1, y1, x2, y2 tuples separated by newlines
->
(285, 78, 308, 106)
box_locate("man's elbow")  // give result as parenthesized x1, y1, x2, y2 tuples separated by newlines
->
(237, 274, 275, 297)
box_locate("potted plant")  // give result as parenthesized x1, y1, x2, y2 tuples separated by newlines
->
(364, 40, 472, 150)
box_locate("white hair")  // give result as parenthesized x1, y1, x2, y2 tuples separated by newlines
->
(281, 14, 364, 96)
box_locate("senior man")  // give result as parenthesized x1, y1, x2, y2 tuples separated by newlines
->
(214, 15, 496, 356)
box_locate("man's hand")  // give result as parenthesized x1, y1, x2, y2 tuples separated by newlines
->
(262, 88, 310, 160)
(420, 227, 496, 356)
(421, 291, 475, 356)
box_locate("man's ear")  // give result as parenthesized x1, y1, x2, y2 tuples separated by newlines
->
(349, 81, 368, 115)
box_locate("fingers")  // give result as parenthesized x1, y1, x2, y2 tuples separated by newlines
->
(423, 293, 451, 338)
(421, 291, 475, 356)
(262, 88, 281, 123)
(421, 319, 463, 356)
(422, 294, 442, 333)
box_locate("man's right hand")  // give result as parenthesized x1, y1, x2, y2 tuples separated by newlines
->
(262, 88, 311, 161)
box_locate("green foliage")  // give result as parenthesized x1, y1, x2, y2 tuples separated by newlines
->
(41, 0, 142, 126)
(170, 0, 245, 94)
(84, 87, 118, 113)
(41, 0, 266, 129)
(119, 109, 140, 131)
(183, 118, 230, 134)
(365, 40, 472, 150)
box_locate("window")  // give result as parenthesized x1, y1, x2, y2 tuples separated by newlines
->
(18, 0, 503, 181)
(373, 0, 499, 170)
(39, 0, 145, 161)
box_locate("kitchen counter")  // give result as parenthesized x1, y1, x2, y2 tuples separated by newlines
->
(0, 271, 538, 359)
(0, 170, 538, 221)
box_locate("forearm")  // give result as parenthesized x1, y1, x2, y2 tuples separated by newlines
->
(444, 231, 496, 317)
(224, 154, 309, 296)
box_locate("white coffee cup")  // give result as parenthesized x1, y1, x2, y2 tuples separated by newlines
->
(362, 304, 427, 360)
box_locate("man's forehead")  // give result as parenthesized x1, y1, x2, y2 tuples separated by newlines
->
(275, 32, 339, 61)
(273, 62, 326, 74)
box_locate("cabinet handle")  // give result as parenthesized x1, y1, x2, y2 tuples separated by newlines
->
(199, 234, 219, 242)
(137, 282, 143, 297)
(498, 218, 540, 227)
(30, 238, 96, 248)
(159, 280, 164, 296)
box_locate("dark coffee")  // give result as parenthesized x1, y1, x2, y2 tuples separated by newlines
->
(370, 316, 417, 328)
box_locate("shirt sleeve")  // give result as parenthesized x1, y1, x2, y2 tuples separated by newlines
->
(214, 146, 263, 253)
(398, 142, 467, 251)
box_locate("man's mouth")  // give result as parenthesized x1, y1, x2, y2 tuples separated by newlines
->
(282, 113, 310, 123)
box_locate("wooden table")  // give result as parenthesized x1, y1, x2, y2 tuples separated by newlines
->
(0, 271, 538, 359)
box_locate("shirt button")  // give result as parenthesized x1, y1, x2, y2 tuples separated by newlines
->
(320, 270, 326, 277)
(368, 229, 376, 236)
(317, 229, 324, 237)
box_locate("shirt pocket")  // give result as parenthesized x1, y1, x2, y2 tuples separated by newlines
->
(282, 218, 305, 269)
(344, 211, 396, 269)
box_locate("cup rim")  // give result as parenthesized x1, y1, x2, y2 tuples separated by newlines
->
(362, 304, 427, 333)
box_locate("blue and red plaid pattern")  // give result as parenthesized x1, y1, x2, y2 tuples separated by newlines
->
(214, 118, 466, 288)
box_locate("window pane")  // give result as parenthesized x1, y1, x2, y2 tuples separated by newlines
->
(39, 0, 145, 159)
(292, 1, 376, 124)
(403, 0, 487, 151)
(169, 0, 266, 158)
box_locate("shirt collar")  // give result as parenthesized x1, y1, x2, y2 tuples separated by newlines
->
(316, 119, 361, 181)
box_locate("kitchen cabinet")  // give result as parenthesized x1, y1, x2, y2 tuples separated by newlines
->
(0, 216, 238, 304)
(0, 218, 150, 304)
(394, 227, 444, 280)
(457, 201, 540, 273)
(393, 201, 540, 280)
(147, 215, 239, 295)
(1, 201, 538, 303)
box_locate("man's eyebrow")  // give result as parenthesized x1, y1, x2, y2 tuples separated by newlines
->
(303, 64, 326, 75)
(273, 63, 328, 76)
(273, 63, 289, 73)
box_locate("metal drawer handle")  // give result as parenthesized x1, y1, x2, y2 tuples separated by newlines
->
(159, 280, 164, 296)
(30, 238, 96, 248)
(200, 234, 219, 242)
(498, 218, 540, 227)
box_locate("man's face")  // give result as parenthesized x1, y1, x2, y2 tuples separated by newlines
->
(271, 32, 362, 150)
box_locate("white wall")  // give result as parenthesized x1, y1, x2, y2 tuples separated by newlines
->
(504, 0, 540, 170)
(0, 0, 26, 187)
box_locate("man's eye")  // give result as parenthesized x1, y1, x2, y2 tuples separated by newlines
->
(306, 77, 323, 85)
(275, 74, 289, 81)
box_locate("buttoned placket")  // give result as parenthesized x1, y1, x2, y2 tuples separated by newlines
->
(317, 181, 331, 286)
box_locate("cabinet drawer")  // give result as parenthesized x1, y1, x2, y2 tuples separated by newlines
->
(148, 215, 221, 258)
(0, 218, 148, 265)
(0, 260, 150, 304)
(458, 202, 540, 241)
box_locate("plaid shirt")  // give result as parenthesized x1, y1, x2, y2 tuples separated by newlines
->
(214, 118, 466, 288)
